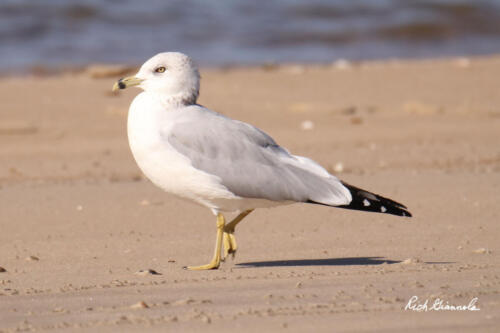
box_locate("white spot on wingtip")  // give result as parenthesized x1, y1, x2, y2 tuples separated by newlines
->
(380, 206, 387, 213)
(363, 199, 370, 207)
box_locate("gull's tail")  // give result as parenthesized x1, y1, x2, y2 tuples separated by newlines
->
(307, 182, 412, 217)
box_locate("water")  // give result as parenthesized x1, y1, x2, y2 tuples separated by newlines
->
(2, 0, 500, 71)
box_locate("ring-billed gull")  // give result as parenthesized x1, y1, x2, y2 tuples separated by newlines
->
(112, 52, 411, 270)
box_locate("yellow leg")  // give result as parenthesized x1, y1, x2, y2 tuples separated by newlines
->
(223, 210, 253, 259)
(187, 213, 225, 270)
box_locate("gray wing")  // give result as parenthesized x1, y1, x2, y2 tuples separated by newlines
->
(164, 107, 351, 205)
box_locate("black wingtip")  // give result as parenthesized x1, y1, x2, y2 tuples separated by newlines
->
(306, 182, 412, 218)
(340, 182, 412, 217)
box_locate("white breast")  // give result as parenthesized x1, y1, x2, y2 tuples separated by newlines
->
(127, 92, 237, 210)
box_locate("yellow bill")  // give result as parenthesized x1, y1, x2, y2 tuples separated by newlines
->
(112, 76, 144, 92)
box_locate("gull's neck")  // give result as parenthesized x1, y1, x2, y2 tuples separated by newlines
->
(148, 91, 198, 109)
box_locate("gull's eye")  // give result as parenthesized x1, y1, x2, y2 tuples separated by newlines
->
(154, 66, 166, 73)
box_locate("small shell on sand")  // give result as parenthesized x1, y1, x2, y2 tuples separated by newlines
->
(286, 65, 305, 75)
(135, 269, 161, 276)
(130, 301, 149, 309)
(473, 248, 490, 254)
(332, 59, 352, 70)
(401, 258, 421, 265)
(453, 57, 471, 68)
(52, 307, 66, 313)
(288, 103, 312, 113)
(26, 256, 39, 261)
(403, 101, 442, 115)
(333, 162, 344, 173)
(174, 298, 196, 306)
(300, 120, 314, 131)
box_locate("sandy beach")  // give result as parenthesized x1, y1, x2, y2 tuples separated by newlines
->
(0, 56, 499, 332)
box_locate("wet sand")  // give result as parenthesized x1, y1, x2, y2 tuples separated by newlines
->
(0, 56, 499, 332)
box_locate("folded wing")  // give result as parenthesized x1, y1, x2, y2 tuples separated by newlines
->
(164, 106, 352, 206)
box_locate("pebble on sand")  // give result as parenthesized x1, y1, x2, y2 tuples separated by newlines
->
(0, 267, 6, 273)
(350, 116, 363, 125)
(25, 256, 39, 261)
(130, 301, 149, 309)
(473, 248, 490, 254)
(135, 269, 161, 276)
